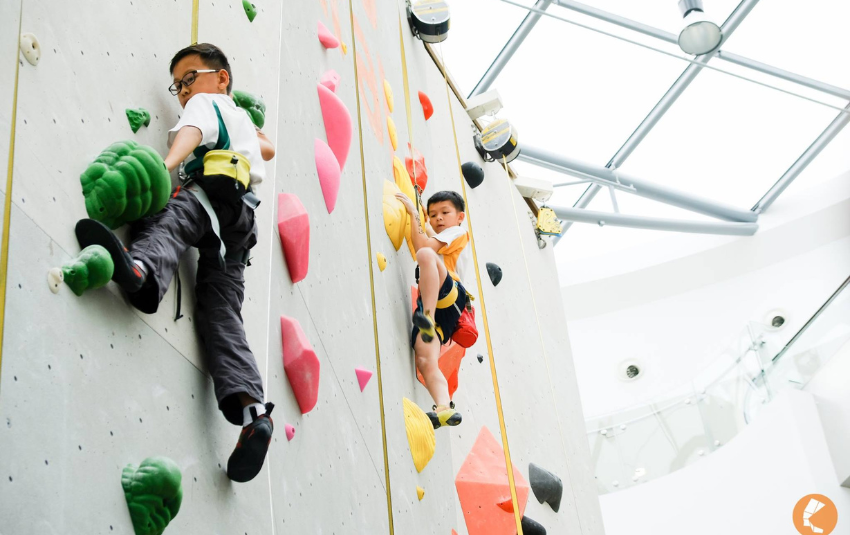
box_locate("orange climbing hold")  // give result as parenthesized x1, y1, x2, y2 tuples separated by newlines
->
(418, 90, 433, 120)
(277, 193, 309, 283)
(280, 315, 321, 414)
(455, 427, 530, 535)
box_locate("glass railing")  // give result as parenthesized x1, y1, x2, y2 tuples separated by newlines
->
(586, 275, 850, 495)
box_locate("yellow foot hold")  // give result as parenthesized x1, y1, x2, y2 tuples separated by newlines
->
(417, 486, 425, 501)
(403, 398, 435, 473)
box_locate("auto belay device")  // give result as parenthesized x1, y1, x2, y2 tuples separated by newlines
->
(407, 0, 450, 43)
(474, 118, 520, 163)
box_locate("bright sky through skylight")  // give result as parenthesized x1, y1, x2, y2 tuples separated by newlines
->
(438, 0, 850, 282)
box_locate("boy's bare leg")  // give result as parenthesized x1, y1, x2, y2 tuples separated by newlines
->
(415, 247, 451, 409)
(237, 392, 262, 407)
(417, 248, 445, 317)
(414, 334, 450, 408)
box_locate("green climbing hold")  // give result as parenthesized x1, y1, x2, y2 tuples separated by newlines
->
(62, 245, 114, 296)
(80, 140, 171, 229)
(232, 90, 266, 129)
(125, 108, 151, 134)
(242, 0, 258, 22)
(122, 457, 183, 535)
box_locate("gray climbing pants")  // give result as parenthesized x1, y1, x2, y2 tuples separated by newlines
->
(127, 185, 263, 426)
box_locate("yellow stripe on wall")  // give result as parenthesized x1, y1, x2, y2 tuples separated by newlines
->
(0, 0, 25, 392)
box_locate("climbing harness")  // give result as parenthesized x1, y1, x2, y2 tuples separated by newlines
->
(174, 100, 258, 321)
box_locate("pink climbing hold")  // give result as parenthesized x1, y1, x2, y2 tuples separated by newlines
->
(355, 367, 373, 392)
(418, 91, 434, 120)
(317, 83, 352, 172)
(277, 193, 310, 283)
(314, 139, 341, 214)
(280, 315, 321, 414)
(285, 424, 296, 441)
(320, 69, 341, 93)
(318, 21, 340, 49)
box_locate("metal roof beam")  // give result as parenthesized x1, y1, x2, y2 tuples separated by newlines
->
(753, 103, 850, 213)
(520, 145, 758, 222)
(550, 206, 759, 236)
(468, 0, 553, 99)
(558, 0, 759, 233)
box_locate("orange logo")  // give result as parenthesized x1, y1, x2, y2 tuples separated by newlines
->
(793, 494, 838, 535)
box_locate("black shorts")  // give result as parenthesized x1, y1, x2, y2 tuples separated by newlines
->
(411, 274, 468, 348)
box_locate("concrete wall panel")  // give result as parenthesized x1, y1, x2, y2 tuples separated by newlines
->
(0, 1, 603, 533)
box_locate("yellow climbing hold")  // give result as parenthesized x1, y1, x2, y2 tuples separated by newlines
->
(392, 157, 425, 261)
(387, 116, 399, 151)
(403, 397, 435, 473)
(382, 181, 407, 251)
(384, 79, 395, 113)
(536, 207, 563, 236)
(417, 486, 425, 501)
(377, 252, 387, 272)
(341, 42, 348, 54)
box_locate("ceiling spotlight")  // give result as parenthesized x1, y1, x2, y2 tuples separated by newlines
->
(678, 0, 723, 55)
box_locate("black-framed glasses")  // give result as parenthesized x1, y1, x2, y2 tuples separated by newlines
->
(168, 69, 219, 95)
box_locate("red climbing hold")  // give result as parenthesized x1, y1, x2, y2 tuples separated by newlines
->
(317, 83, 353, 172)
(355, 367, 373, 392)
(277, 193, 310, 283)
(405, 144, 428, 191)
(318, 21, 340, 49)
(314, 138, 340, 214)
(418, 91, 433, 120)
(285, 424, 295, 441)
(320, 69, 341, 93)
(455, 427, 530, 535)
(280, 315, 321, 414)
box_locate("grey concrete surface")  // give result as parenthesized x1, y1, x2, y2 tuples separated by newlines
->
(0, 0, 604, 533)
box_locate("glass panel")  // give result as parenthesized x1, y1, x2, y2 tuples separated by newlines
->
(495, 13, 687, 165)
(620, 67, 839, 211)
(586, 277, 850, 494)
(722, 0, 850, 90)
(440, 0, 539, 96)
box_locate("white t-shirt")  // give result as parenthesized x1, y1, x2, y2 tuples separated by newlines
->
(168, 93, 265, 186)
(433, 225, 471, 285)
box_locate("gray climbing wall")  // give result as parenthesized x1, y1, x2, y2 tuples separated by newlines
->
(0, 0, 603, 533)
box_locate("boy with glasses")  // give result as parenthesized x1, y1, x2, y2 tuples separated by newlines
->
(75, 43, 275, 483)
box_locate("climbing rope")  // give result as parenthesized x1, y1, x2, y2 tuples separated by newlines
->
(350, 2, 395, 533)
(0, 0, 24, 392)
(498, 154, 584, 532)
(437, 41, 525, 535)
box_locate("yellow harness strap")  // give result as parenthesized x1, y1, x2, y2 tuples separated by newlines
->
(202, 149, 251, 190)
(435, 281, 459, 309)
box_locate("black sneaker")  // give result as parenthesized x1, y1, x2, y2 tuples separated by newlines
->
(227, 402, 275, 483)
(426, 401, 462, 429)
(75, 219, 145, 293)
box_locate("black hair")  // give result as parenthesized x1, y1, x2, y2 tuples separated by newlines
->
(169, 43, 233, 93)
(427, 190, 465, 213)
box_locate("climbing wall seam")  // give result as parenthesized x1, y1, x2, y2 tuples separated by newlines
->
(0, 0, 23, 392)
(436, 40, 525, 535)
(500, 156, 584, 531)
(348, 0, 395, 532)
(191, 0, 199, 44)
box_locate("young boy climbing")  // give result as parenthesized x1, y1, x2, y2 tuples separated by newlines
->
(75, 44, 276, 483)
(397, 190, 471, 429)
